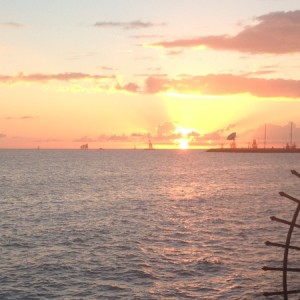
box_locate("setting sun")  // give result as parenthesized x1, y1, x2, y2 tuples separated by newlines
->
(179, 138, 189, 149)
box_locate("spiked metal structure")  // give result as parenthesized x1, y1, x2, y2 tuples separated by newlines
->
(263, 170, 300, 299)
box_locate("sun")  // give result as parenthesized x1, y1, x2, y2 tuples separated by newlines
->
(179, 138, 189, 150)
(174, 125, 197, 149)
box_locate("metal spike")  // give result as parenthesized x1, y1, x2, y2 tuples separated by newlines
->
(265, 241, 300, 251)
(270, 216, 300, 229)
(291, 170, 300, 178)
(263, 289, 300, 297)
(279, 192, 300, 204)
(262, 266, 300, 272)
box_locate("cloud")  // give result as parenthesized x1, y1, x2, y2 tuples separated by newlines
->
(115, 82, 141, 93)
(94, 20, 166, 30)
(130, 34, 164, 39)
(100, 65, 116, 71)
(157, 121, 176, 137)
(2, 70, 300, 99)
(5, 115, 37, 120)
(193, 124, 237, 144)
(116, 74, 300, 98)
(0, 133, 6, 138)
(149, 11, 300, 54)
(96, 134, 131, 142)
(73, 136, 98, 143)
(242, 70, 275, 77)
(0, 22, 23, 28)
(166, 50, 184, 56)
(68, 52, 97, 61)
(0, 72, 113, 83)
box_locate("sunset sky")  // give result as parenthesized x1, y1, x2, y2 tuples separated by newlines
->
(1, 0, 300, 149)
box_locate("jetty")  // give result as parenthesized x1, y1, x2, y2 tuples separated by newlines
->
(207, 148, 300, 153)
(207, 123, 300, 153)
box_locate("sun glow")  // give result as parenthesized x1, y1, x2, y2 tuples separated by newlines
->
(175, 125, 199, 137)
(179, 138, 189, 149)
(173, 125, 197, 149)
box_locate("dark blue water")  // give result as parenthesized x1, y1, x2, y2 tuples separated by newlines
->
(1, 150, 300, 299)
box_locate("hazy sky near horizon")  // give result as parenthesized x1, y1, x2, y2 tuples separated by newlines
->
(1, 0, 300, 149)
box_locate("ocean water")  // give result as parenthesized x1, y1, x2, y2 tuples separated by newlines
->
(1, 150, 300, 299)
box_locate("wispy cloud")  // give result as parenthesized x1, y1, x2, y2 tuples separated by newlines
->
(94, 20, 166, 30)
(129, 34, 164, 39)
(5, 115, 37, 121)
(0, 72, 114, 83)
(149, 10, 300, 54)
(0, 133, 6, 138)
(100, 65, 116, 71)
(166, 50, 184, 56)
(0, 22, 23, 28)
(73, 136, 98, 143)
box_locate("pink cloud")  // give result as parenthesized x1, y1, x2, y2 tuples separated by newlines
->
(1, 70, 300, 99)
(150, 11, 300, 54)
(115, 82, 140, 93)
(116, 74, 300, 98)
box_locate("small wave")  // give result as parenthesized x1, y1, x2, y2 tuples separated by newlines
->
(71, 237, 85, 243)
(3, 241, 33, 248)
(98, 228, 110, 234)
(196, 257, 225, 273)
(99, 284, 128, 291)
(125, 269, 158, 280)
(198, 257, 222, 265)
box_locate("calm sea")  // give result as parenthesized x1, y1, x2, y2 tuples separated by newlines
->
(1, 149, 300, 299)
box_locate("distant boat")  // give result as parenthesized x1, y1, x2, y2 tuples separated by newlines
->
(145, 139, 154, 150)
(80, 143, 88, 150)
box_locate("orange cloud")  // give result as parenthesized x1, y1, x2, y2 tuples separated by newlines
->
(150, 11, 300, 54)
(0, 72, 113, 83)
(117, 74, 300, 98)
